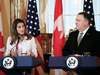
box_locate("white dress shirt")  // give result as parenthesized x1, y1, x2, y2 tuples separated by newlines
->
(78, 27, 89, 41)
(5, 36, 38, 57)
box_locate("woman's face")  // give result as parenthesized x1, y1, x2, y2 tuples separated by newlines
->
(17, 22, 25, 35)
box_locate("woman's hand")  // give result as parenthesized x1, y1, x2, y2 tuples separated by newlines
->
(11, 49, 17, 56)
(7, 53, 10, 56)
(30, 53, 35, 57)
(26, 50, 35, 57)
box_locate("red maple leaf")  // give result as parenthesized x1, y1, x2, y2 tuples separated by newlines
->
(53, 27, 65, 56)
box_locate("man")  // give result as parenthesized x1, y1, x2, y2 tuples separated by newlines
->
(62, 12, 100, 75)
(62, 12, 100, 58)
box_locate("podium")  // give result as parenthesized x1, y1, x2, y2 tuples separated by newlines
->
(0, 56, 43, 75)
(48, 56, 100, 75)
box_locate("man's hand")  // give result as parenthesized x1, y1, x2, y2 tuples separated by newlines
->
(74, 54, 83, 57)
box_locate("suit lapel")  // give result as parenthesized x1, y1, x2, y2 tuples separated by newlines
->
(73, 30, 79, 51)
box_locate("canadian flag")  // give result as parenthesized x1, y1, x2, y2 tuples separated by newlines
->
(52, 0, 65, 75)
(53, 0, 65, 57)
(0, 6, 6, 75)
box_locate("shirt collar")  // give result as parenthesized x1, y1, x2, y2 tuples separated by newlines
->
(23, 36, 27, 40)
(79, 27, 90, 34)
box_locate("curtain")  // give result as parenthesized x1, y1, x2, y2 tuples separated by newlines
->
(10, 0, 28, 26)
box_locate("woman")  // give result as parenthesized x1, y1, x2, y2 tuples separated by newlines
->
(5, 19, 37, 57)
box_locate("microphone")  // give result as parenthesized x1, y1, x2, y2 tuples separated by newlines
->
(10, 37, 20, 56)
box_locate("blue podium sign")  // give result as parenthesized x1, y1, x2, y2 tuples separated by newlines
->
(48, 56, 100, 75)
(1, 56, 17, 70)
(65, 55, 80, 70)
(0, 56, 43, 75)
(48, 56, 99, 69)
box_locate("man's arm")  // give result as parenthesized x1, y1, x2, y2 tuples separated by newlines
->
(62, 37, 71, 56)
(91, 33, 100, 58)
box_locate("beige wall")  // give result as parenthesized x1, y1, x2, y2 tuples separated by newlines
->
(0, 0, 10, 51)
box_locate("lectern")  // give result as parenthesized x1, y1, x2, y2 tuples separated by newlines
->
(48, 56, 100, 75)
(0, 56, 43, 75)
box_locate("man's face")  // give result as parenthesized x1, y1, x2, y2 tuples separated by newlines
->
(75, 14, 87, 32)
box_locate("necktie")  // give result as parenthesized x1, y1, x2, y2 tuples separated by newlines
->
(78, 32, 83, 46)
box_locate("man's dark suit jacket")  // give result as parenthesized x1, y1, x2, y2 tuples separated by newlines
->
(62, 27, 100, 58)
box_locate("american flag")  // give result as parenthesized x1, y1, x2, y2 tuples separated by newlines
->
(83, 0, 95, 29)
(26, 0, 45, 75)
(26, 0, 40, 37)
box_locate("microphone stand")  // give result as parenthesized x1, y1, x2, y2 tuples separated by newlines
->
(10, 37, 20, 56)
